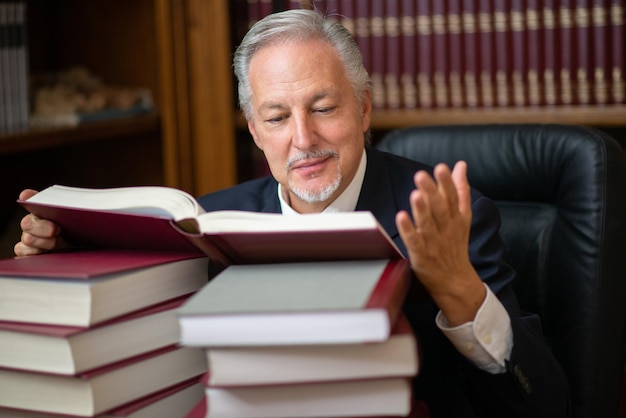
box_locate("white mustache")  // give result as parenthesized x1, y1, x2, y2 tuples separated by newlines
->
(286, 150, 339, 171)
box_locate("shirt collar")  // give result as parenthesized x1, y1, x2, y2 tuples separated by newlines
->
(278, 149, 367, 215)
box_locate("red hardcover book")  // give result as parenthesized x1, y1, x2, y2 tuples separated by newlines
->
(494, 0, 512, 106)
(0, 378, 203, 418)
(0, 249, 208, 327)
(526, 0, 544, 106)
(575, 0, 593, 104)
(416, 0, 434, 107)
(19, 184, 403, 268)
(510, 0, 528, 106)
(559, 0, 577, 104)
(203, 313, 419, 386)
(591, 0, 610, 104)
(258, 0, 273, 18)
(462, 0, 479, 107)
(447, 0, 464, 107)
(432, 0, 449, 107)
(0, 296, 191, 374)
(478, 0, 495, 106)
(178, 259, 410, 346)
(0, 346, 206, 417)
(185, 395, 431, 418)
(400, 0, 418, 108)
(355, 1, 371, 77)
(385, 0, 402, 109)
(370, 1, 386, 109)
(338, 0, 355, 35)
(246, 0, 261, 28)
(610, 0, 624, 103)
(543, 0, 560, 104)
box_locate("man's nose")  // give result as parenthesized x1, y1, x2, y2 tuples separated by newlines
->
(291, 114, 318, 149)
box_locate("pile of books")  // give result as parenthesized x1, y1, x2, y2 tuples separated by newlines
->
(178, 258, 422, 418)
(0, 249, 210, 417)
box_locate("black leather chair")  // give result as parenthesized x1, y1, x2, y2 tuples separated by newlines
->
(376, 124, 626, 418)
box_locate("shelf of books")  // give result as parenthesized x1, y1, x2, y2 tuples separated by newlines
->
(236, 0, 626, 124)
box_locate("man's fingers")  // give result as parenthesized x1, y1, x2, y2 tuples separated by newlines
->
(19, 189, 39, 201)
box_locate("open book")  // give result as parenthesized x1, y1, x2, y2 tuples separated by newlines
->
(19, 185, 404, 267)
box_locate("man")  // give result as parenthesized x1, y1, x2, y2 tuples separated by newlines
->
(15, 9, 568, 418)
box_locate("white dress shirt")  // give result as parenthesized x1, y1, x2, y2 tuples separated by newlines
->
(278, 149, 512, 373)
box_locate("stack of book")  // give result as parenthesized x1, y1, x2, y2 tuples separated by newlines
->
(14, 184, 424, 417)
(239, 0, 626, 109)
(0, 249, 209, 417)
(177, 259, 421, 418)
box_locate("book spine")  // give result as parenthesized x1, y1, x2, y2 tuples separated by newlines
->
(355, 1, 371, 83)
(510, 0, 527, 106)
(447, 0, 464, 107)
(338, 0, 355, 35)
(543, 0, 560, 104)
(416, 0, 434, 107)
(14, 0, 27, 131)
(365, 260, 410, 332)
(591, 0, 610, 104)
(610, 0, 625, 103)
(462, 0, 480, 107)
(259, 0, 274, 17)
(432, 0, 449, 107)
(575, 0, 592, 104)
(559, 0, 576, 104)
(385, 0, 402, 109)
(478, 0, 495, 107)
(494, 0, 512, 106)
(526, 0, 544, 106)
(0, 1, 7, 134)
(400, 0, 418, 109)
(370, 1, 386, 109)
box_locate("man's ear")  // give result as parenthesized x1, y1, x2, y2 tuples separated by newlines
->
(361, 90, 372, 133)
(248, 120, 264, 151)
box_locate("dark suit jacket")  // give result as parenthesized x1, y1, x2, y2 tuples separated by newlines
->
(197, 147, 569, 418)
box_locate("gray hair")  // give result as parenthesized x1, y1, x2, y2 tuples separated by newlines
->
(233, 9, 372, 122)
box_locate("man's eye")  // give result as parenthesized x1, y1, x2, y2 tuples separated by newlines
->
(266, 116, 285, 123)
(315, 106, 335, 114)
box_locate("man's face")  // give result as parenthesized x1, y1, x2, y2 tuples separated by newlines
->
(247, 38, 372, 213)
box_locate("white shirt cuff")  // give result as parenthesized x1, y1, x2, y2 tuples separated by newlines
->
(435, 283, 513, 374)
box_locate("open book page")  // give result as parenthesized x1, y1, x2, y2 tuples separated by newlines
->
(25, 184, 205, 220)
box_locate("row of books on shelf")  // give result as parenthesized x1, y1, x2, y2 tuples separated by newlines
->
(240, 0, 626, 109)
(0, 0, 29, 134)
(0, 183, 425, 417)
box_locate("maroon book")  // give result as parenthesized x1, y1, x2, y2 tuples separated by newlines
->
(478, 0, 496, 107)
(355, 1, 371, 77)
(494, 0, 512, 106)
(575, 0, 593, 104)
(339, 0, 355, 35)
(543, 0, 560, 104)
(510, 0, 528, 106)
(559, 0, 577, 104)
(370, 1, 387, 109)
(385, 0, 402, 109)
(447, 0, 464, 107)
(462, 0, 479, 107)
(431, 0, 449, 107)
(526, 0, 544, 106)
(610, 0, 625, 103)
(591, 0, 610, 104)
(416, 0, 434, 107)
(400, 0, 418, 108)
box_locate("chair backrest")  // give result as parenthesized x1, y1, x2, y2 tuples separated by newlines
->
(376, 124, 626, 418)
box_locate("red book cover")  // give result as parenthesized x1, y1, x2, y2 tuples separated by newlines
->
(575, 0, 593, 104)
(178, 259, 410, 346)
(339, 0, 355, 35)
(610, 0, 625, 103)
(478, 0, 495, 107)
(432, 0, 449, 107)
(370, 1, 386, 109)
(400, 0, 418, 108)
(447, 0, 464, 107)
(526, 0, 544, 106)
(355, 1, 371, 77)
(385, 0, 402, 109)
(591, 0, 610, 104)
(416, 0, 434, 107)
(510, 0, 528, 106)
(462, 0, 479, 107)
(258, 0, 273, 18)
(494, 0, 512, 106)
(543, 0, 560, 104)
(559, 0, 577, 104)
